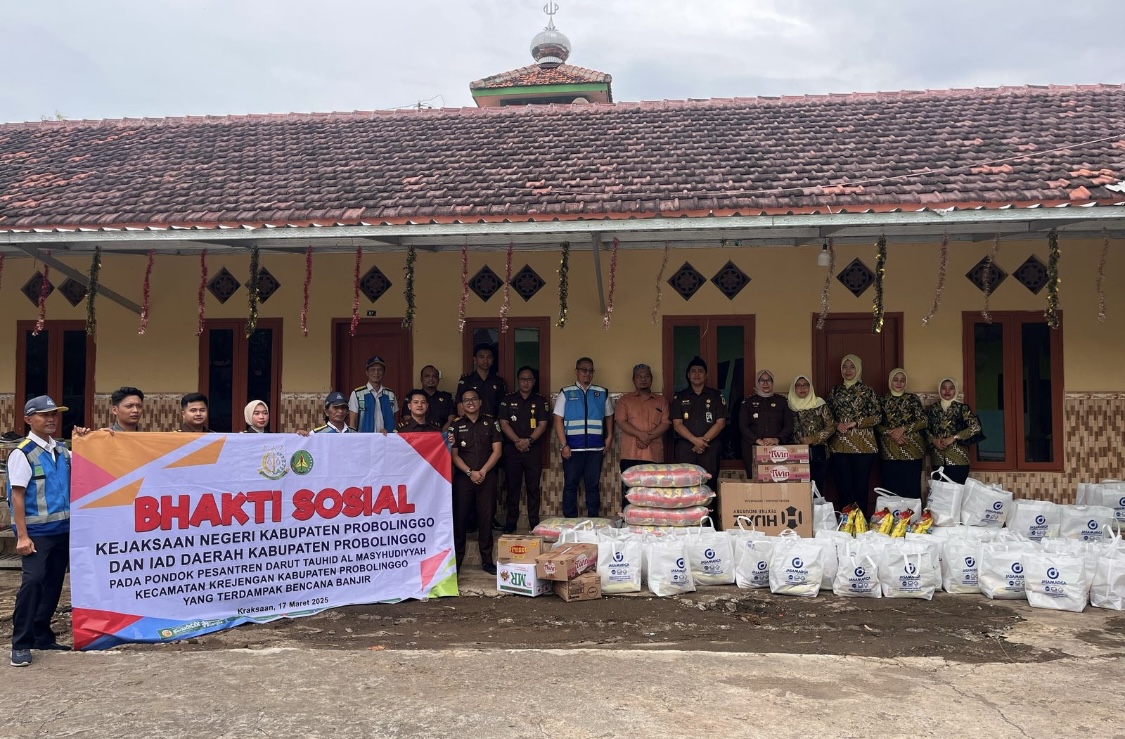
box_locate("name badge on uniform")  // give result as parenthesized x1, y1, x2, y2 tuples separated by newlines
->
(530, 419, 537, 429)
(705, 412, 713, 423)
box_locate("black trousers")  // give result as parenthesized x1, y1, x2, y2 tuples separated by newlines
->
(940, 464, 970, 485)
(453, 471, 497, 569)
(503, 448, 544, 530)
(880, 458, 924, 499)
(673, 440, 721, 518)
(809, 444, 829, 499)
(830, 452, 877, 514)
(12, 533, 69, 650)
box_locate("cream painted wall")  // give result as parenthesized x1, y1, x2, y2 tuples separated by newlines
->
(0, 235, 1120, 395)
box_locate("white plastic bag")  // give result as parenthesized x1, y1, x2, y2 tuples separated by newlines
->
(553, 519, 599, 546)
(878, 540, 939, 599)
(832, 538, 882, 598)
(683, 519, 735, 585)
(596, 536, 644, 594)
(1091, 542, 1125, 610)
(1023, 550, 1088, 612)
(734, 539, 774, 589)
(960, 480, 1013, 527)
(644, 537, 696, 597)
(1059, 505, 1115, 542)
(874, 487, 922, 524)
(941, 538, 982, 594)
(768, 532, 824, 598)
(813, 530, 846, 590)
(979, 542, 1032, 600)
(906, 532, 944, 584)
(811, 482, 837, 532)
(927, 468, 964, 527)
(1006, 500, 1060, 541)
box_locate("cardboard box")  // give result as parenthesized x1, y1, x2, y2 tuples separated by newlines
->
(497, 535, 548, 564)
(751, 444, 811, 465)
(718, 481, 813, 535)
(554, 571, 602, 602)
(496, 562, 553, 597)
(752, 463, 811, 483)
(535, 543, 597, 581)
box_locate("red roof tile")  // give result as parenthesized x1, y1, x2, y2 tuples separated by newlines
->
(1, 85, 1124, 231)
(470, 63, 611, 90)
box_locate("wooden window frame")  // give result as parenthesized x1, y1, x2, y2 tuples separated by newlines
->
(962, 311, 1064, 473)
(461, 317, 551, 395)
(14, 320, 96, 434)
(198, 318, 283, 432)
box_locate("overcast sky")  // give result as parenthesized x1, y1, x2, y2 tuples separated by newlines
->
(3, 0, 1123, 123)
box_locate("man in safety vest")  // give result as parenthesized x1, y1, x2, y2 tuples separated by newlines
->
(6, 395, 72, 667)
(553, 357, 614, 518)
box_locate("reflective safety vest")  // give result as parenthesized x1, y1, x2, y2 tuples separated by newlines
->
(560, 384, 609, 451)
(6, 439, 70, 536)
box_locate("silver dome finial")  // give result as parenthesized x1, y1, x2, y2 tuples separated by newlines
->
(531, 2, 571, 68)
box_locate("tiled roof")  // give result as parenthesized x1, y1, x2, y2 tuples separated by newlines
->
(470, 63, 612, 90)
(1, 84, 1123, 231)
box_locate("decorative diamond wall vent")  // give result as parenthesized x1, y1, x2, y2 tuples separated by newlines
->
(245, 266, 281, 303)
(21, 271, 55, 307)
(966, 257, 1008, 293)
(1013, 255, 1048, 294)
(836, 258, 875, 297)
(711, 261, 751, 300)
(668, 262, 706, 301)
(207, 267, 241, 304)
(469, 265, 503, 302)
(510, 264, 545, 302)
(58, 278, 88, 307)
(360, 265, 392, 302)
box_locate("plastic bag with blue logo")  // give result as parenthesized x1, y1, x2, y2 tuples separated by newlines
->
(1006, 500, 1061, 541)
(733, 539, 774, 589)
(878, 539, 939, 599)
(1059, 505, 1115, 543)
(960, 479, 1013, 527)
(1023, 550, 1088, 612)
(683, 518, 735, 585)
(643, 537, 697, 597)
(978, 541, 1036, 599)
(832, 538, 882, 598)
(768, 531, 823, 598)
(927, 467, 964, 527)
(941, 537, 983, 594)
(596, 535, 644, 594)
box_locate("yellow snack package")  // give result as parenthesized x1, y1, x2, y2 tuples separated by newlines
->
(840, 504, 857, 535)
(854, 508, 869, 535)
(910, 510, 934, 534)
(890, 509, 913, 538)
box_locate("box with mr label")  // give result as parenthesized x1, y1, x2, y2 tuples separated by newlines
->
(717, 481, 813, 535)
(496, 562, 552, 597)
(535, 543, 597, 581)
(751, 445, 811, 465)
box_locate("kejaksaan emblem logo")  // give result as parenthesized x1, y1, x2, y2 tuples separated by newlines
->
(904, 562, 918, 575)
(854, 566, 866, 578)
(1034, 515, 1047, 526)
(675, 558, 686, 569)
(704, 548, 716, 559)
(1087, 519, 1099, 530)
(791, 557, 804, 568)
(1047, 567, 1060, 579)
(257, 446, 289, 480)
(965, 557, 976, 568)
(1012, 562, 1024, 575)
(613, 551, 624, 563)
(992, 501, 1004, 511)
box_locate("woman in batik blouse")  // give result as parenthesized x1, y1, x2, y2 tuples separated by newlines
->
(925, 377, 984, 485)
(826, 354, 882, 513)
(877, 368, 927, 498)
(788, 374, 834, 497)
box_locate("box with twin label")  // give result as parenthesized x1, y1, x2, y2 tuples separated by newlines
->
(752, 463, 811, 483)
(535, 543, 597, 581)
(496, 562, 553, 597)
(751, 445, 811, 465)
(717, 481, 813, 535)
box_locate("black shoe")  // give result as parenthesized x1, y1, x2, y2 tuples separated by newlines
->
(34, 643, 71, 651)
(482, 563, 497, 575)
(10, 649, 31, 667)
(491, 518, 505, 532)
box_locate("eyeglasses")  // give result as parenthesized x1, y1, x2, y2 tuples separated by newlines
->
(462, 397, 481, 404)
(577, 367, 594, 374)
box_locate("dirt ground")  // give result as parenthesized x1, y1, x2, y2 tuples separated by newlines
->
(7, 567, 1120, 664)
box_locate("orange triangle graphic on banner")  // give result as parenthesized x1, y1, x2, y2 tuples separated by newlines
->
(82, 479, 145, 509)
(164, 438, 227, 468)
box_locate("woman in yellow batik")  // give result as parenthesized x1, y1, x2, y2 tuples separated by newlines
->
(826, 354, 881, 513)
(925, 377, 984, 485)
(788, 374, 834, 497)
(877, 369, 927, 498)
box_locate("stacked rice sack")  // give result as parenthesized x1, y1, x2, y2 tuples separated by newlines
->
(620, 463, 714, 528)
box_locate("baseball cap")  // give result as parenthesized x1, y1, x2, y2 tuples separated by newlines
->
(25, 395, 68, 415)
(366, 355, 386, 369)
(324, 391, 347, 408)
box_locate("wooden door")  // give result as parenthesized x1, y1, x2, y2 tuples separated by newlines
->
(811, 313, 903, 507)
(199, 319, 283, 432)
(15, 320, 96, 437)
(332, 319, 414, 406)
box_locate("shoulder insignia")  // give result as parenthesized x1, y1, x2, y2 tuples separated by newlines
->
(353, 386, 366, 393)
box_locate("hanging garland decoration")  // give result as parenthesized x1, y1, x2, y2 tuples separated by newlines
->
(922, 231, 949, 326)
(556, 241, 570, 328)
(85, 246, 102, 337)
(1045, 228, 1061, 329)
(871, 235, 887, 334)
(349, 244, 362, 337)
(980, 234, 1000, 324)
(602, 237, 619, 330)
(815, 238, 837, 330)
(32, 256, 51, 337)
(651, 241, 671, 324)
(0, 254, 5, 294)
(402, 244, 417, 331)
(138, 249, 155, 335)
(1096, 228, 1109, 323)
(245, 245, 261, 338)
(301, 244, 313, 337)
(499, 241, 513, 333)
(458, 243, 469, 334)
(195, 250, 208, 337)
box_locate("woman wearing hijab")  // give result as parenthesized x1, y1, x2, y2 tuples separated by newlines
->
(738, 369, 794, 476)
(925, 378, 984, 484)
(826, 354, 882, 513)
(243, 400, 270, 433)
(788, 374, 835, 496)
(877, 369, 928, 497)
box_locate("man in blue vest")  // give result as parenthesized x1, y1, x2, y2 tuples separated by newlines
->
(553, 357, 614, 518)
(7, 395, 72, 667)
(347, 355, 397, 434)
